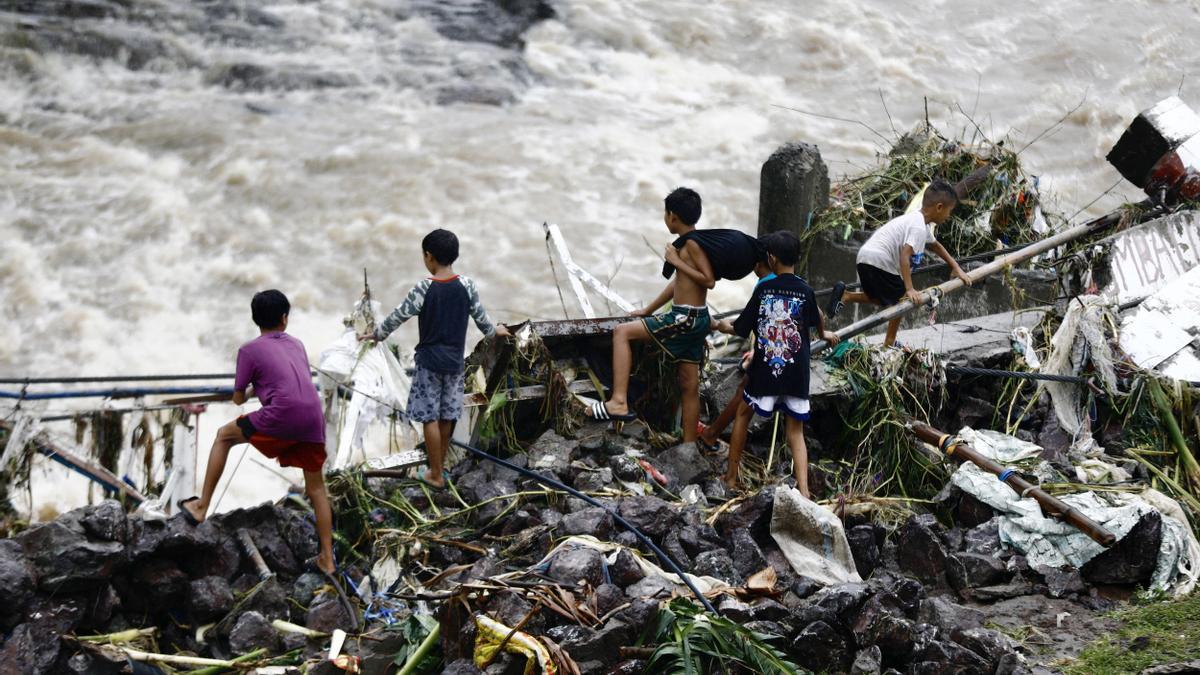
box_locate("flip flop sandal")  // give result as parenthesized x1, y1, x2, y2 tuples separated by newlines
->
(415, 470, 451, 492)
(176, 497, 201, 526)
(695, 436, 721, 455)
(588, 400, 636, 431)
(827, 281, 846, 318)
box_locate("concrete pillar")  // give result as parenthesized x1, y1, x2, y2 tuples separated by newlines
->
(757, 142, 830, 238)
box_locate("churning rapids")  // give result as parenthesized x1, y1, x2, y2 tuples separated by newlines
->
(1, 0, 1197, 512)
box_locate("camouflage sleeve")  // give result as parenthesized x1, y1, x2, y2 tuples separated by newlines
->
(461, 276, 496, 337)
(374, 280, 430, 341)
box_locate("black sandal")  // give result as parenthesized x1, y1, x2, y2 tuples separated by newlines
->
(176, 497, 201, 526)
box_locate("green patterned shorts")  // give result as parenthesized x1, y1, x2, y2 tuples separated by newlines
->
(642, 305, 710, 364)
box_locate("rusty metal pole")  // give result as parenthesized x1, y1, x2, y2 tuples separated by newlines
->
(907, 420, 1117, 547)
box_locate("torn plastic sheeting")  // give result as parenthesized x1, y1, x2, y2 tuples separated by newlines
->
(948, 427, 1200, 595)
(1120, 264, 1200, 382)
(770, 486, 862, 586)
(532, 536, 730, 596)
(318, 315, 417, 468)
(475, 613, 557, 675)
(1041, 295, 1119, 436)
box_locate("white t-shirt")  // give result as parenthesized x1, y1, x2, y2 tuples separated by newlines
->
(856, 211, 937, 276)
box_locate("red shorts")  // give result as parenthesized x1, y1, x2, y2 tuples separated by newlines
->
(236, 416, 326, 472)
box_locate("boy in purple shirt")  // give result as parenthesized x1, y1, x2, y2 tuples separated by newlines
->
(179, 290, 336, 576)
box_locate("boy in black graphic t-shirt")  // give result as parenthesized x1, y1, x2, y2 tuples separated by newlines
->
(715, 231, 838, 497)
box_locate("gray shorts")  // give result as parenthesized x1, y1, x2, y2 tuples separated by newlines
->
(407, 365, 465, 423)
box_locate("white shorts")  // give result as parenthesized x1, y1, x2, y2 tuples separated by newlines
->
(743, 393, 810, 421)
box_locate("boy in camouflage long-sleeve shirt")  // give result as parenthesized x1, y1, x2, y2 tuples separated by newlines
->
(362, 229, 509, 488)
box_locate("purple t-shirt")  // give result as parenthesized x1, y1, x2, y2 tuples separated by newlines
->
(234, 332, 325, 443)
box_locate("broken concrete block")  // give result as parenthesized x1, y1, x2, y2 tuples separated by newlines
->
(758, 142, 830, 238)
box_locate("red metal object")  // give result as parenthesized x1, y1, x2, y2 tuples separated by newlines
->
(1147, 149, 1200, 202)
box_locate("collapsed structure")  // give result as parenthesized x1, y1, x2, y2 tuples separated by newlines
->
(3, 98, 1200, 674)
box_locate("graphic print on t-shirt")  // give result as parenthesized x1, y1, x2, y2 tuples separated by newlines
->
(756, 295, 806, 377)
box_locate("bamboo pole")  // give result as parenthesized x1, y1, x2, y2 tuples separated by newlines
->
(1147, 378, 1200, 489)
(812, 206, 1145, 355)
(907, 420, 1116, 546)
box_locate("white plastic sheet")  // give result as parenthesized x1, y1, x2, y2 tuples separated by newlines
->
(770, 487, 862, 586)
(949, 426, 1200, 595)
(1120, 265, 1200, 382)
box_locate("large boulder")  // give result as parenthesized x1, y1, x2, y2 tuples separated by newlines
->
(559, 507, 613, 540)
(188, 576, 235, 622)
(847, 524, 880, 579)
(80, 500, 129, 543)
(0, 540, 36, 629)
(17, 519, 125, 592)
(896, 514, 949, 583)
(547, 547, 605, 588)
(616, 496, 675, 540)
(730, 528, 769, 578)
(946, 552, 1011, 591)
(851, 593, 917, 663)
(653, 443, 710, 487)
(229, 611, 281, 655)
(1081, 510, 1162, 586)
(790, 620, 849, 674)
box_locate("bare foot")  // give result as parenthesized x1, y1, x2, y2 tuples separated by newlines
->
(183, 500, 207, 524)
(422, 469, 446, 489)
(316, 553, 336, 576)
(722, 475, 739, 492)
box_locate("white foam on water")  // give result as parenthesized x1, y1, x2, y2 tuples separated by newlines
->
(2, 0, 1199, 514)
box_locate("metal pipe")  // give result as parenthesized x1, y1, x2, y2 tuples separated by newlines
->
(0, 386, 234, 400)
(237, 529, 275, 581)
(907, 420, 1116, 547)
(811, 206, 1150, 355)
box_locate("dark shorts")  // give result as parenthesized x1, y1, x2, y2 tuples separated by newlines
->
(642, 305, 711, 364)
(236, 416, 326, 472)
(857, 263, 905, 306)
(407, 365, 465, 423)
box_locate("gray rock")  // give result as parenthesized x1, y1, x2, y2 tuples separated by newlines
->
(812, 582, 871, 630)
(1081, 510, 1162, 586)
(757, 142, 830, 238)
(713, 487, 774, 540)
(692, 549, 741, 585)
(962, 519, 1002, 557)
(964, 580, 1039, 602)
(851, 594, 916, 662)
(547, 547, 605, 588)
(0, 624, 37, 673)
(609, 455, 643, 482)
(17, 519, 125, 592)
(730, 528, 769, 578)
(661, 528, 691, 571)
(653, 443, 710, 487)
(850, 645, 882, 674)
(442, 659, 483, 675)
(896, 514, 949, 583)
(594, 583, 626, 616)
(910, 639, 991, 674)
(125, 557, 189, 613)
(847, 524, 880, 578)
(80, 500, 128, 542)
(291, 572, 327, 608)
(573, 467, 613, 492)
(716, 596, 754, 622)
(559, 507, 613, 540)
(616, 496, 675, 539)
(306, 598, 354, 633)
(956, 493, 997, 528)
(918, 596, 984, 635)
(188, 576, 234, 622)
(946, 552, 1010, 591)
(748, 598, 790, 622)
(617, 597, 660, 634)
(528, 431, 577, 476)
(610, 549, 645, 588)
(624, 575, 675, 599)
(1140, 661, 1200, 675)
(790, 620, 848, 674)
(485, 590, 543, 633)
(1034, 566, 1087, 598)
(229, 611, 281, 655)
(0, 540, 36, 630)
(951, 627, 1017, 671)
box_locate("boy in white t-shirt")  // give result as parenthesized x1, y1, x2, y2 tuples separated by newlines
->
(826, 180, 972, 346)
